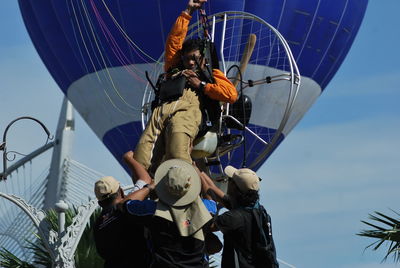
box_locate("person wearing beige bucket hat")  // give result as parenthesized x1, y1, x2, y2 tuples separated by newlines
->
(121, 158, 216, 268)
(199, 165, 279, 268)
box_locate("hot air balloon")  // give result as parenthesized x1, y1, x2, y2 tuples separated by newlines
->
(17, 0, 368, 175)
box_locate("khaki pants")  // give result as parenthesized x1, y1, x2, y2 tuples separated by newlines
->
(134, 90, 202, 173)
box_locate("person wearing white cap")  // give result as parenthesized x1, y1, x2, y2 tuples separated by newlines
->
(93, 154, 154, 268)
(199, 165, 279, 268)
(121, 158, 216, 268)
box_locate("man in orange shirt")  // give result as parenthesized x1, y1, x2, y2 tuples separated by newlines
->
(133, 0, 237, 174)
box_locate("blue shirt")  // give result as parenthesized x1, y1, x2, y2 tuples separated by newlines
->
(126, 198, 217, 216)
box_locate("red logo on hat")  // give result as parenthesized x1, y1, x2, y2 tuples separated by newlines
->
(183, 219, 191, 227)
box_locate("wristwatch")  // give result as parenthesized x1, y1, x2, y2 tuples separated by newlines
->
(143, 184, 153, 191)
(199, 81, 207, 91)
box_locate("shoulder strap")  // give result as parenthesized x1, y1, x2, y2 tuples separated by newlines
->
(145, 71, 158, 94)
(251, 208, 269, 247)
(259, 206, 273, 237)
(255, 207, 280, 268)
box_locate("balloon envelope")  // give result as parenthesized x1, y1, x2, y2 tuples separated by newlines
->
(18, 0, 368, 173)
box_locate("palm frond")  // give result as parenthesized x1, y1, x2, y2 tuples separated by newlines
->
(74, 208, 104, 268)
(358, 210, 400, 263)
(0, 247, 35, 268)
(25, 239, 52, 267)
(0, 206, 104, 267)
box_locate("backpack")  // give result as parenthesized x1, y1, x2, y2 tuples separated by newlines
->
(251, 206, 279, 268)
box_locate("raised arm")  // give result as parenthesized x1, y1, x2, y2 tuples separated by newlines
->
(164, 0, 207, 71)
(199, 171, 227, 205)
(123, 182, 155, 202)
(185, 0, 207, 15)
(117, 181, 155, 212)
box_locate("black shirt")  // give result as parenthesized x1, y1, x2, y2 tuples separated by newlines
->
(216, 208, 256, 268)
(93, 206, 150, 268)
(125, 199, 209, 268)
(148, 216, 209, 268)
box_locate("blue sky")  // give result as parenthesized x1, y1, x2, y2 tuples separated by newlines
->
(1, 1, 400, 268)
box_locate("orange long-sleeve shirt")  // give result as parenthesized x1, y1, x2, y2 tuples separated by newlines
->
(164, 12, 238, 104)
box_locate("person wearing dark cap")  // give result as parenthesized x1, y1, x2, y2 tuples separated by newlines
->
(121, 158, 215, 268)
(93, 175, 152, 268)
(199, 166, 279, 268)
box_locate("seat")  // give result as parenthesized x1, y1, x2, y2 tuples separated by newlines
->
(191, 94, 252, 172)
